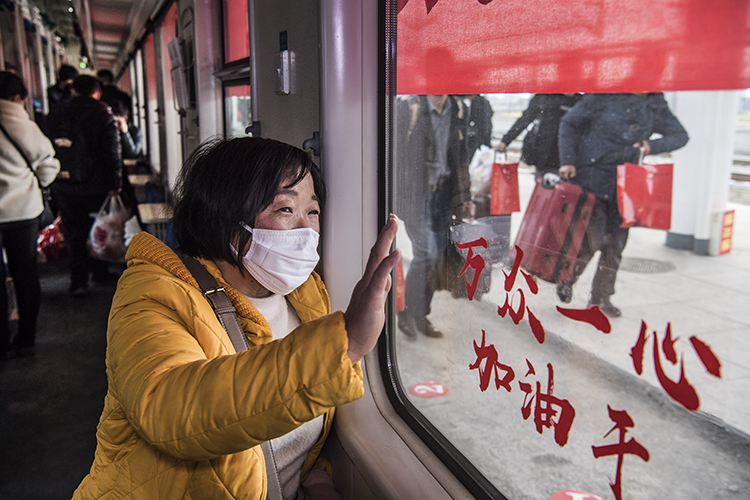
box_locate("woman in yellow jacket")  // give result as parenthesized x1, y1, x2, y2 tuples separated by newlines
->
(72, 137, 399, 500)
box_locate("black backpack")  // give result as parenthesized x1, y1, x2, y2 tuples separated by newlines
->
(51, 110, 95, 184)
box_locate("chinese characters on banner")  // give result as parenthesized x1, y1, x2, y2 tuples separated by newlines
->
(458, 239, 723, 499)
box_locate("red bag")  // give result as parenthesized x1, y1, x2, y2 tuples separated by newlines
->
(37, 216, 66, 262)
(617, 162, 673, 229)
(490, 152, 520, 215)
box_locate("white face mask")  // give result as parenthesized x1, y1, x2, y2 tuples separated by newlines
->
(237, 222, 320, 295)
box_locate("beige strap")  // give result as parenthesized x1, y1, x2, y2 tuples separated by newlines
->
(181, 255, 283, 500)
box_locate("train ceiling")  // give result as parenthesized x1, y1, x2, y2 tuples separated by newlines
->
(32, 0, 163, 75)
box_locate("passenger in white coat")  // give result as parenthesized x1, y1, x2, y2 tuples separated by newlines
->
(0, 71, 60, 358)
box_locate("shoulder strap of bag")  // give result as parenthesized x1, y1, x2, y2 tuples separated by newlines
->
(182, 255, 249, 352)
(0, 120, 44, 192)
(180, 255, 284, 500)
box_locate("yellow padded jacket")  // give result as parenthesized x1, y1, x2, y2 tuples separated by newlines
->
(72, 232, 364, 500)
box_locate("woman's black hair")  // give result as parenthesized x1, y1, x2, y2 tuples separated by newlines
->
(0, 71, 28, 101)
(171, 136, 326, 270)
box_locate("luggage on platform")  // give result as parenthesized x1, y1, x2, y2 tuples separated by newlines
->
(513, 177, 596, 284)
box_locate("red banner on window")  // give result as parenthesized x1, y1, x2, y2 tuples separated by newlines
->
(397, 0, 750, 95)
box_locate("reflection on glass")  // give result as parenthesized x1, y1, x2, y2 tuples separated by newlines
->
(393, 92, 750, 499)
(224, 84, 252, 138)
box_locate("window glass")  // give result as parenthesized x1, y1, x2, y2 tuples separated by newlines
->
(389, 1, 750, 499)
(223, 0, 249, 63)
(143, 33, 160, 173)
(159, 2, 182, 187)
(0, 4, 20, 73)
(224, 83, 252, 138)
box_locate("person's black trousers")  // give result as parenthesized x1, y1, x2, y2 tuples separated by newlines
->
(569, 197, 630, 302)
(58, 194, 110, 290)
(0, 217, 41, 351)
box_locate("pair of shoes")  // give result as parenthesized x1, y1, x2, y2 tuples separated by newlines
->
(556, 282, 573, 303)
(70, 286, 89, 298)
(397, 312, 418, 340)
(413, 315, 444, 339)
(588, 298, 621, 318)
(92, 271, 120, 285)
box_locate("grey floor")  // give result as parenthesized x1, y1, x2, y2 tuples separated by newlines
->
(0, 258, 119, 500)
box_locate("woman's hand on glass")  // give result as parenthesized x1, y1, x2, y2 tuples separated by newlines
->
(344, 214, 400, 364)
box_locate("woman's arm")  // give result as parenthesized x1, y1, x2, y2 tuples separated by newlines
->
(108, 275, 363, 461)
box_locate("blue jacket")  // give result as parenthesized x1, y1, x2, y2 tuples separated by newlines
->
(558, 93, 689, 201)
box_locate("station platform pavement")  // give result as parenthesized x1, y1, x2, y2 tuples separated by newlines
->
(396, 166, 750, 439)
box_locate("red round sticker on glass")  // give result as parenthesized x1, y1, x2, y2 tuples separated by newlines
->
(408, 382, 448, 398)
(550, 490, 603, 500)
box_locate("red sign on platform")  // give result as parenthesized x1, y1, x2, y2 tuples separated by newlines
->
(550, 490, 603, 500)
(408, 381, 449, 398)
(720, 210, 735, 255)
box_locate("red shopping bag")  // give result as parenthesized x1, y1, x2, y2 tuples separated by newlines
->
(617, 162, 673, 229)
(490, 152, 520, 215)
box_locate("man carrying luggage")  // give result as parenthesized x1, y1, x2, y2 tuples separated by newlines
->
(395, 94, 473, 339)
(556, 93, 688, 317)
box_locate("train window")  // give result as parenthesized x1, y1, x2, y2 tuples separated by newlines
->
(223, 81, 252, 138)
(222, 0, 249, 64)
(158, 1, 182, 186)
(131, 52, 148, 157)
(386, 1, 750, 499)
(142, 32, 161, 174)
(0, 2, 20, 73)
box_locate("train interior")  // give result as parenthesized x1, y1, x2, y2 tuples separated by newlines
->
(1, 0, 749, 499)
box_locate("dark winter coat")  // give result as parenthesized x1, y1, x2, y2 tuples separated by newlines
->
(467, 95, 493, 155)
(558, 93, 689, 201)
(501, 93, 581, 175)
(396, 95, 472, 224)
(46, 95, 122, 197)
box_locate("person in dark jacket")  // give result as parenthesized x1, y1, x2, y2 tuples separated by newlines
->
(47, 75, 122, 297)
(499, 93, 581, 179)
(46, 64, 78, 116)
(465, 94, 494, 155)
(556, 93, 689, 317)
(396, 94, 473, 339)
(97, 69, 132, 123)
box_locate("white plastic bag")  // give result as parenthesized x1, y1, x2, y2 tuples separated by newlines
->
(124, 216, 142, 247)
(468, 145, 494, 198)
(89, 193, 130, 262)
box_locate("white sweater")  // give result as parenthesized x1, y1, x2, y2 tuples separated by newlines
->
(0, 99, 60, 223)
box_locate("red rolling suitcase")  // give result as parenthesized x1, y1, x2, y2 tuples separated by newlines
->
(513, 179, 596, 283)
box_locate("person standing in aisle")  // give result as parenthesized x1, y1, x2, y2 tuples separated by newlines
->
(47, 75, 122, 297)
(0, 71, 60, 358)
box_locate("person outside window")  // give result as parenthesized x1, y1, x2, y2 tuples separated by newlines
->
(498, 93, 582, 179)
(556, 92, 689, 317)
(396, 94, 473, 339)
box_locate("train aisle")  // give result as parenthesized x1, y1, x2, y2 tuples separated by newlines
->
(0, 258, 120, 499)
